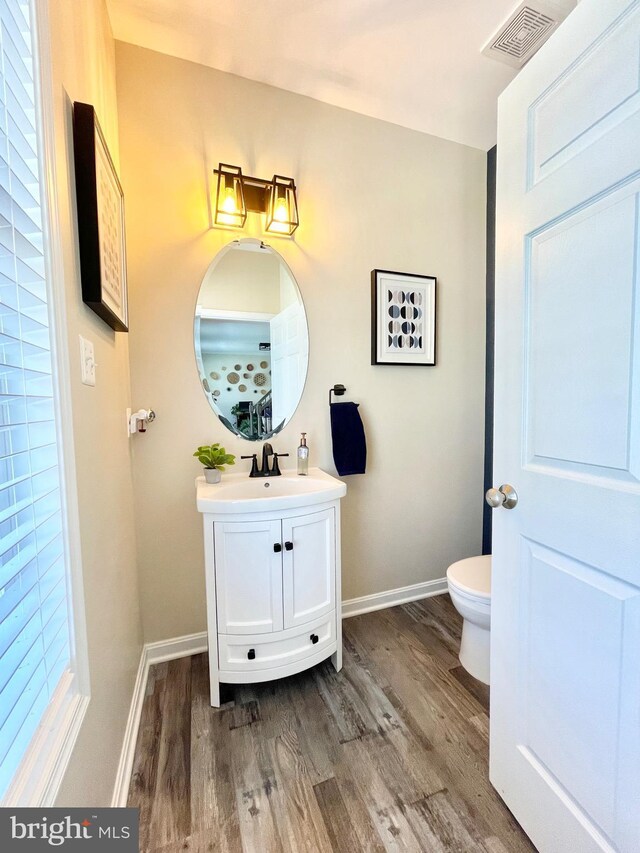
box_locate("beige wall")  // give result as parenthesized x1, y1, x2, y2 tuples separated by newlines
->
(48, 2, 142, 806)
(115, 43, 487, 644)
(199, 249, 281, 313)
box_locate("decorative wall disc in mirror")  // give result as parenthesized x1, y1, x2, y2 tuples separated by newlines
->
(194, 238, 308, 441)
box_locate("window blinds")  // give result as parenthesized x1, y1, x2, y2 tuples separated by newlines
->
(0, 0, 71, 798)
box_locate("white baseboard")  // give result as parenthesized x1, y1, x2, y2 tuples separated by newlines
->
(111, 582, 447, 805)
(144, 631, 208, 665)
(341, 577, 448, 618)
(111, 631, 208, 807)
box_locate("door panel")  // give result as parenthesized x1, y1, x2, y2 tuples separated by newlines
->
(214, 520, 283, 634)
(492, 1, 640, 850)
(530, 3, 640, 185)
(519, 540, 640, 839)
(282, 509, 335, 629)
(270, 301, 308, 430)
(526, 186, 639, 476)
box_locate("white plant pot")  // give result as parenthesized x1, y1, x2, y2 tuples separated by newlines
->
(204, 468, 221, 484)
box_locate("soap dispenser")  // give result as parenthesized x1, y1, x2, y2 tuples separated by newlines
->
(297, 433, 309, 475)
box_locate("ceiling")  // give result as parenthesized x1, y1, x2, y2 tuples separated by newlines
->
(105, 0, 550, 150)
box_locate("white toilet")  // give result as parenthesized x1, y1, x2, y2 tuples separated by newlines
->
(446, 555, 491, 685)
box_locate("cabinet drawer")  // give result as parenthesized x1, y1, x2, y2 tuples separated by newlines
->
(218, 613, 335, 673)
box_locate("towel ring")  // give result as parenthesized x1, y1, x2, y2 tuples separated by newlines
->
(329, 384, 347, 405)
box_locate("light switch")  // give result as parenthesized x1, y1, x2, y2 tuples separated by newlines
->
(79, 335, 96, 386)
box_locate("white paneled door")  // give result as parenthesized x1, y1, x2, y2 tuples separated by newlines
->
(491, 1, 640, 851)
(270, 302, 308, 431)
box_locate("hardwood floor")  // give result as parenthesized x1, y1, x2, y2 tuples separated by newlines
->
(128, 595, 535, 852)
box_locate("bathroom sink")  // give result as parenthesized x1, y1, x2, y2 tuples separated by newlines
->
(196, 467, 346, 514)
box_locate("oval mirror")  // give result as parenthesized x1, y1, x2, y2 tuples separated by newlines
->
(194, 239, 308, 441)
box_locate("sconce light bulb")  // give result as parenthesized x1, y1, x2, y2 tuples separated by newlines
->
(221, 185, 237, 214)
(274, 197, 288, 222)
(266, 194, 290, 234)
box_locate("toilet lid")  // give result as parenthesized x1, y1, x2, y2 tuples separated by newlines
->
(447, 555, 491, 598)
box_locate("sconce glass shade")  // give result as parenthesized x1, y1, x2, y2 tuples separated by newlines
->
(214, 164, 247, 228)
(265, 175, 299, 235)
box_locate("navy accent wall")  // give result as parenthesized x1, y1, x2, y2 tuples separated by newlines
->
(482, 146, 496, 555)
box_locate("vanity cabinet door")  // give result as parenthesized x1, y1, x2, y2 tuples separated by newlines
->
(214, 520, 283, 634)
(282, 509, 335, 629)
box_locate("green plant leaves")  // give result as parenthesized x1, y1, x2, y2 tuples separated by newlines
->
(193, 442, 236, 470)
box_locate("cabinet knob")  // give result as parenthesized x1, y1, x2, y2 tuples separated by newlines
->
(273, 543, 282, 553)
(285, 541, 294, 551)
(247, 648, 256, 660)
(311, 634, 319, 644)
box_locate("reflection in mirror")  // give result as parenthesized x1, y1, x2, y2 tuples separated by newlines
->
(194, 239, 309, 441)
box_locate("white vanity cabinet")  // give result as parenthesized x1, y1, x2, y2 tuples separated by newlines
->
(197, 469, 345, 707)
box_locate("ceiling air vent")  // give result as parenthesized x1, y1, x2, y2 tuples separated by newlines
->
(482, 1, 574, 68)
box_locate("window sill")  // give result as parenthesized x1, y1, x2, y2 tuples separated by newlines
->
(1, 671, 90, 807)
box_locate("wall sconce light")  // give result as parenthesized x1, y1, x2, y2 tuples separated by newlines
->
(214, 164, 247, 228)
(266, 175, 299, 235)
(213, 163, 299, 236)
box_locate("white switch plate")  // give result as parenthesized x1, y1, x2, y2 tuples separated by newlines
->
(79, 335, 96, 386)
(126, 407, 132, 438)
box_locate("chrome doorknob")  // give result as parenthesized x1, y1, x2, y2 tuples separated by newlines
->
(485, 484, 518, 510)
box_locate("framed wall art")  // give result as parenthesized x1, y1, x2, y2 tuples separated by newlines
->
(371, 269, 436, 366)
(73, 102, 128, 332)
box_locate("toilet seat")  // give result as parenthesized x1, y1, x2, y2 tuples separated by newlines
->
(446, 555, 491, 599)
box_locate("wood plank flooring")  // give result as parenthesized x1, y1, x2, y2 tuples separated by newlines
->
(128, 595, 535, 852)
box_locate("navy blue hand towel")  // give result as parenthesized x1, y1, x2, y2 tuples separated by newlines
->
(330, 401, 367, 476)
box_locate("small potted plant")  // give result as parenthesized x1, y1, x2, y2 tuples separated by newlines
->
(193, 442, 236, 484)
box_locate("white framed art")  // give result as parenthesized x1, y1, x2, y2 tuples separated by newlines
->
(371, 269, 436, 366)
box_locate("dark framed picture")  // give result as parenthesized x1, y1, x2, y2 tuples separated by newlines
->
(371, 269, 436, 366)
(73, 102, 128, 332)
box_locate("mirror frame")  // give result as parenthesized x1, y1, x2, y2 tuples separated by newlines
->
(193, 238, 309, 442)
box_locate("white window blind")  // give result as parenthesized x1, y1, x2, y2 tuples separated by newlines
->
(0, 0, 72, 798)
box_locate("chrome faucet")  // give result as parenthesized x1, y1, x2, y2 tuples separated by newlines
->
(241, 443, 289, 477)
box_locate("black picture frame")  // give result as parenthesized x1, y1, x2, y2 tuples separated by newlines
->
(371, 269, 437, 366)
(73, 102, 128, 332)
